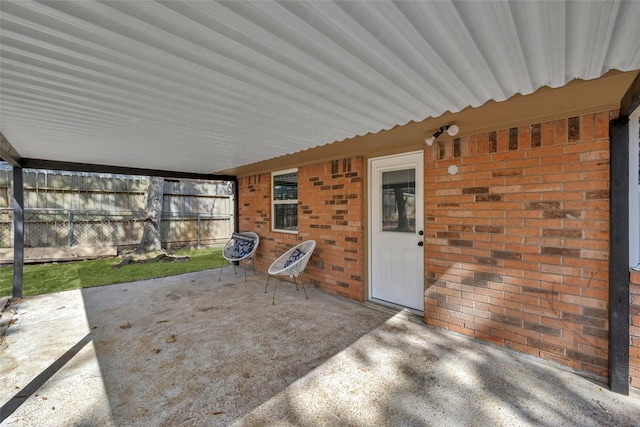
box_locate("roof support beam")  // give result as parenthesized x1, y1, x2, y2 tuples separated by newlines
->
(630, 110, 640, 268)
(0, 132, 22, 168)
(609, 117, 630, 395)
(233, 181, 239, 235)
(19, 159, 236, 183)
(0, 131, 25, 299)
(12, 166, 24, 299)
(620, 71, 640, 119)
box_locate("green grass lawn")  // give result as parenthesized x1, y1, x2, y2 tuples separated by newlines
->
(0, 247, 224, 297)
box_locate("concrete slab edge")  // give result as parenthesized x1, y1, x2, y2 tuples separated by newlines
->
(0, 296, 13, 347)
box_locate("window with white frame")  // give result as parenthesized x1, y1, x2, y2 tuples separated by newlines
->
(630, 110, 640, 269)
(272, 169, 298, 233)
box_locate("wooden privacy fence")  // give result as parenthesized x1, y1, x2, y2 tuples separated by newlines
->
(0, 166, 237, 255)
(0, 208, 233, 250)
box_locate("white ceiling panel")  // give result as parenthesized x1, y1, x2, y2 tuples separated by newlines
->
(1, 0, 639, 174)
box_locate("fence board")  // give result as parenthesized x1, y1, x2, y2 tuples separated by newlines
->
(0, 168, 235, 252)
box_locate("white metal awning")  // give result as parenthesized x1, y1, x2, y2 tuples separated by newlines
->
(1, 0, 639, 174)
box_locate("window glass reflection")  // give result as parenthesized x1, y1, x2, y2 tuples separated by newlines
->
(381, 168, 415, 233)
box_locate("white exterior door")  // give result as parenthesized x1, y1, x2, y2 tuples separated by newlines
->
(369, 151, 424, 312)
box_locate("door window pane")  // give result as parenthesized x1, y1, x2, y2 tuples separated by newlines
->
(381, 168, 415, 233)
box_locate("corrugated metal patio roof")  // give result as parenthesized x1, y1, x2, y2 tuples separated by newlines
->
(1, 0, 639, 174)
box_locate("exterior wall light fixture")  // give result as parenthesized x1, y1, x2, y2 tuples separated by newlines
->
(425, 124, 459, 146)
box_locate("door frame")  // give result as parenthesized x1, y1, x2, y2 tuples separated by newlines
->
(367, 150, 424, 314)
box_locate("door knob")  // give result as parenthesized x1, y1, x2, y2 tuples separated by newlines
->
(418, 241, 424, 247)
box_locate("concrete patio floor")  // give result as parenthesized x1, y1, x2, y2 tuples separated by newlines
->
(1, 268, 639, 426)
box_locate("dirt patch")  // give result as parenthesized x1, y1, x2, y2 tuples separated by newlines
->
(112, 251, 188, 268)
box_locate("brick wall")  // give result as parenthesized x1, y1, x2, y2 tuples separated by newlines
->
(631, 269, 640, 389)
(424, 111, 615, 379)
(238, 157, 365, 301)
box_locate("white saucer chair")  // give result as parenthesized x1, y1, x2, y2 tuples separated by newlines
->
(265, 240, 316, 305)
(218, 232, 259, 281)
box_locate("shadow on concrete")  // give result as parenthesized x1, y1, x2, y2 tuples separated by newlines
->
(233, 316, 640, 427)
(1, 267, 639, 426)
(0, 333, 92, 423)
(76, 267, 394, 425)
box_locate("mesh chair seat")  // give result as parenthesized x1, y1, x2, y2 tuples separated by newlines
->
(218, 232, 259, 281)
(266, 240, 316, 304)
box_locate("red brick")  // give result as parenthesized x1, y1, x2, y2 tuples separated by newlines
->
(242, 108, 625, 388)
(581, 113, 595, 141)
(542, 121, 555, 146)
(554, 119, 568, 142)
(422, 110, 619, 384)
(594, 111, 609, 138)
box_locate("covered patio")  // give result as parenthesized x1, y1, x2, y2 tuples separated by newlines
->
(2, 0, 640, 411)
(1, 268, 639, 426)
